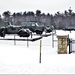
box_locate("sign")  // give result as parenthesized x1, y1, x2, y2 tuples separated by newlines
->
(57, 36, 68, 54)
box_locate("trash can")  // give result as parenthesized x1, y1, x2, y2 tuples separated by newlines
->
(57, 35, 68, 54)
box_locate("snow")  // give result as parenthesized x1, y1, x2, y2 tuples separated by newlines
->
(0, 30, 75, 74)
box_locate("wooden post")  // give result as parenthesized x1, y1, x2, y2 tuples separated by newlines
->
(39, 40, 42, 63)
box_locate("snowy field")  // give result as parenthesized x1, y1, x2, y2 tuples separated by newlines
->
(0, 30, 75, 74)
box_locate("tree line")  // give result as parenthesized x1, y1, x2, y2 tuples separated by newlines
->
(0, 7, 75, 29)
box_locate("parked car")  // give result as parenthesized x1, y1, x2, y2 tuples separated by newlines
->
(21, 22, 44, 34)
(0, 22, 31, 37)
(45, 25, 54, 33)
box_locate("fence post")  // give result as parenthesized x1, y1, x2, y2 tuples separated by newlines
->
(52, 31, 54, 48)
(27, 37, 29, 47)
(31, 32, 32, 38)
(39, 40, 42, 63)
(14, 35, 16, 45)
(69, 39, 70, 54)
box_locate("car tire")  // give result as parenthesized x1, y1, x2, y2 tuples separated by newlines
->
(1, 30, 5, 37)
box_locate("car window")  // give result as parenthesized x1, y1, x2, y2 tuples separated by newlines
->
(32, 24, 35, 26)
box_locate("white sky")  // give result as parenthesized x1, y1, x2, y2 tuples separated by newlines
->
(0, 0, 75, 15)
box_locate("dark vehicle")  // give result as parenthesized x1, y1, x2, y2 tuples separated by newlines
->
(0, 21, 45, 37)
(0, 22, 31, 37)
(21, 22, 44, 34)
(45, 25, 54, 33)
(63, 27, 75, 31)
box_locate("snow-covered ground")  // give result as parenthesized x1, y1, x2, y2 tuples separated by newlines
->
(0, 30, 75, 74)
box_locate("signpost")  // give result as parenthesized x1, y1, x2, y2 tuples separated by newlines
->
(39, 40, 42, 63)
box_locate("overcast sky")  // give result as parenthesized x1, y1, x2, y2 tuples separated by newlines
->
(0, 0, 75, 15)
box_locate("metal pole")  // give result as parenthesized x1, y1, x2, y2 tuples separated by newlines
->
(52, 31, 54, 48)
(69, 39, 70, 54)
(55, 29, 56, 34)
(27, 37, 29, 47)
(31, 32, 32, 38)
(39, 40, 42, 63)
